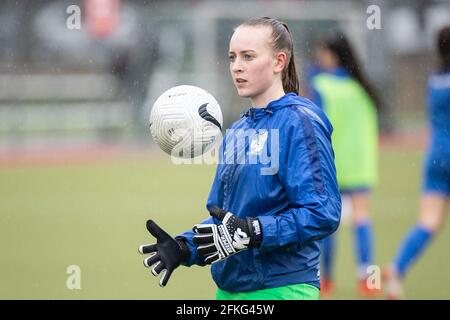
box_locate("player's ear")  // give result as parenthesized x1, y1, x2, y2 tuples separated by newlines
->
(274, 51, 287, 73)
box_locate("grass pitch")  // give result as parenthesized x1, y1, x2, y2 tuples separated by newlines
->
(0, 149, 449, 299)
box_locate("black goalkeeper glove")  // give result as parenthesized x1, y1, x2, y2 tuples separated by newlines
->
(138, 220, 190, 287)
(193, 206, 262, 264)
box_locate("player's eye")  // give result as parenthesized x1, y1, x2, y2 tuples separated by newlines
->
(243, 54, 253, 60)
(228, 55, 236, 62)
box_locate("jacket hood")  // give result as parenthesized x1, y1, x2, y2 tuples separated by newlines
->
(242, 92, 333, 135)
(243, 93, 307, 121)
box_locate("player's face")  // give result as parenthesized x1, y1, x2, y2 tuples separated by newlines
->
(315, 46, 339, 71)
(228, 26, 279, 100)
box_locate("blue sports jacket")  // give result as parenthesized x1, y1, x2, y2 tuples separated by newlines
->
(427, 68, 450, 151)
(178, 93, 341, 292)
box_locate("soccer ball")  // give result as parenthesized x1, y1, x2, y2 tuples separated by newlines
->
(149, 85, 223, 158)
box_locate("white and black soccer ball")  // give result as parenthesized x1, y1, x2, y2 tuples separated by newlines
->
(149, 85, 223, 158)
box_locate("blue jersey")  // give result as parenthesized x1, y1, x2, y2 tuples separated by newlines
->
(423, 69, 450, 195)
(177, 93, 341, 292)
(427, 69, 450, 147)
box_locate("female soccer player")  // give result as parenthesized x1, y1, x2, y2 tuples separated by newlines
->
(139, 17, 341, 300)
(310, 32, 382, 297)
(384, 26, 450, 299)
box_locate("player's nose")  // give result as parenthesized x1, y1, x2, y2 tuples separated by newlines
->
(231, 60, 244, 74)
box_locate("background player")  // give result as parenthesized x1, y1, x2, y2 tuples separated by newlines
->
(384, 25, 450, 299)
(310, 31, 382, 297)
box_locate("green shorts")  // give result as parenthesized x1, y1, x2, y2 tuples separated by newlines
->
(216, 283, 319, 300)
